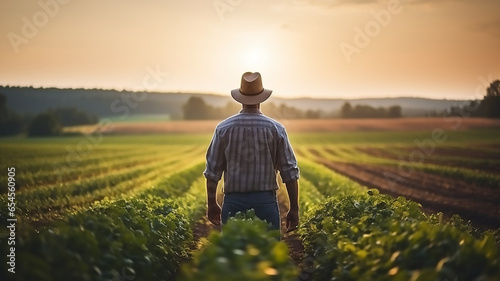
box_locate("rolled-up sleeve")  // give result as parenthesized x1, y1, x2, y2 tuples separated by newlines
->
(203, 129, 226, 182)
(277, 130, 300, 183)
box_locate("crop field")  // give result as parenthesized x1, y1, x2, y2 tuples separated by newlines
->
(1, 118, 500, 281)
(291, 129, 500, 229)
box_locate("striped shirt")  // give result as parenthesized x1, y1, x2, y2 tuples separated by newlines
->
(203, 109, 299, 193)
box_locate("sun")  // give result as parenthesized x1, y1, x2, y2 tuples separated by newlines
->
(241, 47, 269, 71)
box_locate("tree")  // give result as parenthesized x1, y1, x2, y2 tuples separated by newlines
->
(486, 80, 500, 97)
(353, 105, 383, 118)
(183, 97, 212, 120)
(483, 80, 500, 118)
(0, 93, 24, 136)
(221, 102, 240, 118)
(262, 102, 304, 119)
(0, 93, 6, 112)
(28, 112, 61, 136)
(52, 107, 99, 126)
(388, 105, 402, 118)
(446, 80, 500, 118)
(341, 102, 352, 118)
(340, 102, 402, 118)
(305, 109, 322, 119)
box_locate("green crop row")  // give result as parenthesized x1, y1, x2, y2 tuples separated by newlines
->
(180, 210, 298, 281)
(1, 162, 207, 281)
(290, 130, 500, 147)
(178, 165, 331, 281)
(416, 164, 500, 189)
(2, 145, 200, 191)
(296, 177, 324, 219)
(298, 159, 364, 197)
(8, 150, 204, 222)
(300, 144, 500, 189)
(0, 134, 211, 190)
(1, 145, 148, 172)
(15, 160, 175, 221)
(6, 147, 190, 190)
(143, 162, 208, 222)
(300, 189, 500, 281)
(9, 196, 192, 281)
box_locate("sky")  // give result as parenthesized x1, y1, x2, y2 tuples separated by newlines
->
(0, 0, 499, 100)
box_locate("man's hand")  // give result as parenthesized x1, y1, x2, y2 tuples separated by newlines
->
(286, 209, 299, 232)
(285, 179, 299, 232)
(207, 202, 221, 226)
(206, 179, 221, 225)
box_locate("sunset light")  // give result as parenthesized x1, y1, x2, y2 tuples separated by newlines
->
(0, 0, 499, 99)
(1, 2, 500, 280)
(241, 47, 268, 72)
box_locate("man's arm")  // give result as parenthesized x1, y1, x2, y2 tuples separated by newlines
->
(206, 179, 221, 225)
(285, 179, 299, 232)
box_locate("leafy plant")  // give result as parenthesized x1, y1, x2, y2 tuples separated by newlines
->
(14, 196, 192, 281)
(180, 210, 298, 281)
(8, 164, 206, 281)
(301, 189, 500, 281)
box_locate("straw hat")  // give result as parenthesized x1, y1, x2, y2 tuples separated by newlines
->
(231, 72, 272, 105)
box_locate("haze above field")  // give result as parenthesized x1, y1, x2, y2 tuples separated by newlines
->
(1, 0, 499, 100)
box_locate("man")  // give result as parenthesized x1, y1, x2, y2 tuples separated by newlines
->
(203, 72, 300, 234)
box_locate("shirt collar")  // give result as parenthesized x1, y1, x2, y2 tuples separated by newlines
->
(240, 108, 262, 114)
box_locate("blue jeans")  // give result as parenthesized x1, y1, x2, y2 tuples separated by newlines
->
(221, 190, 280, 231)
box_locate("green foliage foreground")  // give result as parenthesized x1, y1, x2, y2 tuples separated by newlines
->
(301, 189, 500, 281)
(12, 196, 192, 281)
(180, 211, 299, 281)
(1, 163, 206, 281)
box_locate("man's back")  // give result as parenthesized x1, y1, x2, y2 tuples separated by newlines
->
(204, 72, 299, 233)
(204, 109, 299, 193)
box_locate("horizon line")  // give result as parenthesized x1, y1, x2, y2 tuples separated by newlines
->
(0, 84, 478, 101)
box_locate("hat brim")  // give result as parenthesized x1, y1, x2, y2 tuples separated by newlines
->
(231, 88, 273, 105)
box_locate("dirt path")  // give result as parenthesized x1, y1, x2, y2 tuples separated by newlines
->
(191, 217, 221, 251)
(191, 205, 310, 279)
(315, 158, 500, 229)
(283, 233, 314, 281)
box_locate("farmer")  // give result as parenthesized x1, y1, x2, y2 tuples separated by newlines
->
(203, 72, 300, 234)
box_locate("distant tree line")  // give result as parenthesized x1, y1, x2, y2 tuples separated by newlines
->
(182, 97, 325, 120)
(183, 97, 406, 120)
(183, 97, 240, 120)
(183, 97, 402, 120)
(262, 103, 324, 119)
(0, 93, 99, 136)
(0, 94, 27, 135)
(447, 80, 500, 118)
(340, 102, 402, 118)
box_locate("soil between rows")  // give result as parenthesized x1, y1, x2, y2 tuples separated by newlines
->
(313, 157, 500, 230)
(356, 146, 500, 174)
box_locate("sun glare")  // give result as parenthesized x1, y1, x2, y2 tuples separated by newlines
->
(241, 47, 268, 71)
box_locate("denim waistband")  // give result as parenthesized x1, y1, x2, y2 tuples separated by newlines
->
(224, 190, 276, 196)
(223, 190, 277, 206)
